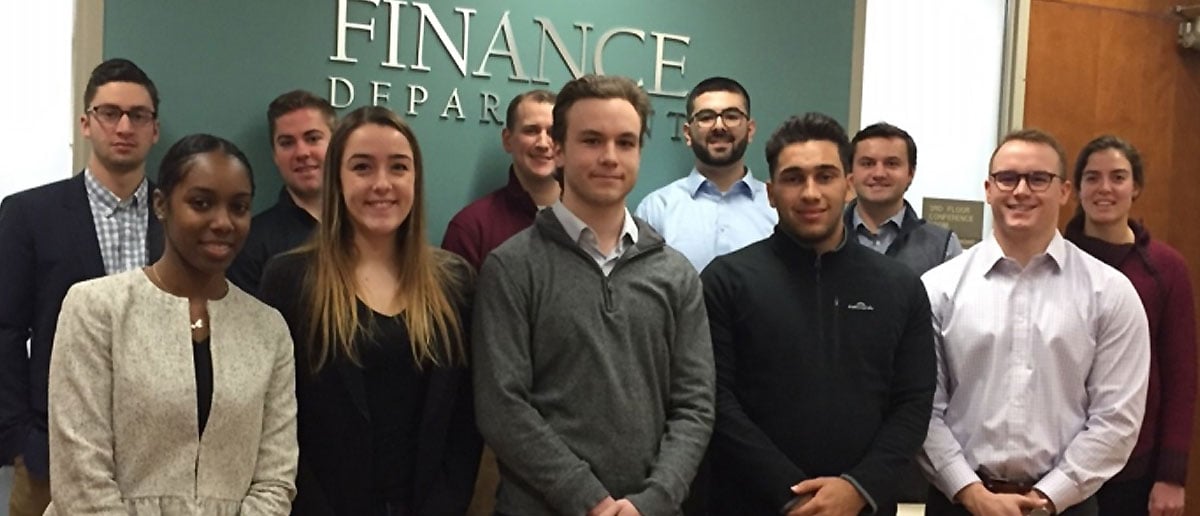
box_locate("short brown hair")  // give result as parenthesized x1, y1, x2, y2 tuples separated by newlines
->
(505, 89, 556, 130)
(551, 75, 651, 146)
(267, 90, 336, 141)
(991, 128, 1068, 178)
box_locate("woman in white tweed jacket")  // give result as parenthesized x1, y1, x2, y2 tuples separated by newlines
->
(44, 134, 298, 515)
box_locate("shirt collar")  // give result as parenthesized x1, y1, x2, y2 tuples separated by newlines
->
(84, 169, 148, 212)
(684, 167, 763, 200)
(850, 203, 906, 233)
(551, 200, 638, 247)
(980, 231, 1067, 275)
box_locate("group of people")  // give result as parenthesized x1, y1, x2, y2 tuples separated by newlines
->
(0, 58, 1192, 516)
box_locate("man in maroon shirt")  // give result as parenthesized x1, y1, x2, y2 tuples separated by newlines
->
(442, 89, 559, 270)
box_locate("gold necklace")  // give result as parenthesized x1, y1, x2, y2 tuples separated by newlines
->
(147, 265, 205, 331)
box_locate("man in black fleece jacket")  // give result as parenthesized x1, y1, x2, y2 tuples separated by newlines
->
(702, 113, 935, 516)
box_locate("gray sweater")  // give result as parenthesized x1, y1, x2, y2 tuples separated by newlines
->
(472, 209, 715, 516)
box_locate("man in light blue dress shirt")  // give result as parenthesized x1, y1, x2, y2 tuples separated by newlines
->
(635, 77, 777, 271)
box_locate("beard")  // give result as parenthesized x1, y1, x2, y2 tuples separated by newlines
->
(691, 134, 749, 167)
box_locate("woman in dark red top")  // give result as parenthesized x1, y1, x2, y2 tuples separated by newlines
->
(1065, 135, 1196, 516)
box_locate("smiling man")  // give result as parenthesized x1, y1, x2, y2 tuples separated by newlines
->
(703, 113, 935, 516)
(700, 112, 936, 516)
(846, 122, 962, 274)
(227, 90, 334, 296)
(919, 129, 1150, 516)
(635, 76, 776, 271)
(0, 58, 164, 516)
(442, 89, 559, 270)
(472, 75, 714, 516)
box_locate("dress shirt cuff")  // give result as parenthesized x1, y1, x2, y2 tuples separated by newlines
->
(933, 459, 980, 502)
(1034, 469, 1081, 512)
(840, 474, 877, 514)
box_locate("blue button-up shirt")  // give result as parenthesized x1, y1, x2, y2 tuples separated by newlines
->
(635, 168, 777, 271)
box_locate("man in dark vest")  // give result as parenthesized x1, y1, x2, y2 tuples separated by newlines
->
(845, 122, 961, 275)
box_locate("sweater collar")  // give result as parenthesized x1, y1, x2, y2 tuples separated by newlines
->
(769, 224, 851, 267)
(1063, 211, 1149, 268)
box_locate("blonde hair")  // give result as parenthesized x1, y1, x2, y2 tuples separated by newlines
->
(297, 105, 467, 373)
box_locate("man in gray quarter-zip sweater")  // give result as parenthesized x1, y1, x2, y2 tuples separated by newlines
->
(472, 75, 715, 516)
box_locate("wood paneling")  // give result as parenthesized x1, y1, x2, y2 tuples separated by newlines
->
(1026, 0, 1200, 510)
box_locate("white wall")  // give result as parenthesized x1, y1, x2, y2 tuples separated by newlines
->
(0, 1, 75, 200)
(859, 0, 1008, 234)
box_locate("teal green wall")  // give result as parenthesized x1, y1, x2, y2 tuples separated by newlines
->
(105, 1, 855, 243)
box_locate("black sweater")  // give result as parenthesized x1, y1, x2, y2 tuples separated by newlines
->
(701, 228, 936, 515)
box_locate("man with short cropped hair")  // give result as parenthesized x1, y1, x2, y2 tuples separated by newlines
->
(442, 89, 559, 270)
(0, 58, 165, 516)
(636, 76, 776, 271)
(704, 113, 936, 516)
(228, 89, 334, 295)
(846, 122, 962, 274)
(919, 129, 1150, 516)
(473, 75, 714, 516)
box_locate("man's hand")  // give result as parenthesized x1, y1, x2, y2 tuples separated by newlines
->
(1149, 481, 1184, 516)
(787, 476, 867, 516)
(612, 499, 641, 516)
(955, 482, 1043, 516)
(587, 496, 617, 516)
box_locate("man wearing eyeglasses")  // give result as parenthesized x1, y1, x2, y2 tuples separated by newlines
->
(846, 122, 963, 274)
(0, 58, 163, 516)
(635, 76, 776, 271)
(918, 129, 1150, 516)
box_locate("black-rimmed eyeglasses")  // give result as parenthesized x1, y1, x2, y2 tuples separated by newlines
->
(88, 105, 157, 127)
(989, 171, 1061, 192)
(689, 108, 748, 128)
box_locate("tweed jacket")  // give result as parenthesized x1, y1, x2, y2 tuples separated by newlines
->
(45, 270, 298, 515)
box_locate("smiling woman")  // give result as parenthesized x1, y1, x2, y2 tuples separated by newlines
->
(258, 106, 480, 515)
(45, 134, 299, 515)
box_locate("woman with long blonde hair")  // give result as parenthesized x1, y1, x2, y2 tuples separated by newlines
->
(260, 106, 479, 516)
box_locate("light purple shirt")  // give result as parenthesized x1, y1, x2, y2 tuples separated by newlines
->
(918, 232, 1149, 511)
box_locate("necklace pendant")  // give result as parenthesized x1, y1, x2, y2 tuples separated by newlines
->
(191, 318, 204, 330)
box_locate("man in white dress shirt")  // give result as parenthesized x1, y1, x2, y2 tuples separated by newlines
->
(918, 129, 1150, 516)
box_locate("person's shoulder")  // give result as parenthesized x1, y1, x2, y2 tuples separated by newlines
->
(3, 176, 78, 209)
(64, 269, 141, 307)
(701, 236, 772, 279)
(920, 242, 976, 286)
(448, 186, 509, 228)
(262, 247, 314, 280)
(485, 223, 540, 261)
(1145, 238, 1190, 275)
(636, 174, 693, 212)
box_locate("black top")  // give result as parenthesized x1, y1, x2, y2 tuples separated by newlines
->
(258, 250, 482, 516)
(227, 188, 317, 297)
(701, 228, 936, 515)
(359, 305, 427, 508)
(193, 337, 213, 438)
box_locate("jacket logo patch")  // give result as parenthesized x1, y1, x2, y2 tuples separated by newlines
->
(846, 301, 874, 311)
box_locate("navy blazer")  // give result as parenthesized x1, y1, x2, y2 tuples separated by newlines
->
(0, 173, 163, 477)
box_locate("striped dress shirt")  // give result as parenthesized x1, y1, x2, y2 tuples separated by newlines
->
(918, 232, 1150, 511)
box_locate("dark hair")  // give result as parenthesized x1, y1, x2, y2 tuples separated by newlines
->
(1072, 135, 1144, 191)
(991, 128, 1068, 178)
(765, 113, 852, 177)
(157, 134, 254, 198)
(267, 90, 336, 141)
(84, 58, 160, 112)
(505, 89, 556, 130)
(551, 75, 651, 146)
(686, 76, 750, 116)
(852, 122, 917, 169)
